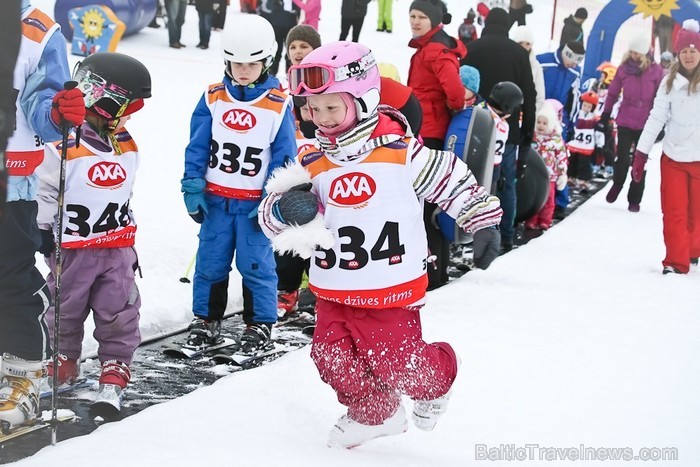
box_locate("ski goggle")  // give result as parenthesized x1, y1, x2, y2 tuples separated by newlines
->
(287, 51, 376, 95)
(75, 69, 133, 120)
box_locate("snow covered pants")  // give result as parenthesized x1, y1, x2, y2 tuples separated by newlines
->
(0, 201, 50, 361)
(311, 299, 458, 425)
(193, 197, 277, 325)
(46, 247, 141, 364)
(660, 154, 700, 273)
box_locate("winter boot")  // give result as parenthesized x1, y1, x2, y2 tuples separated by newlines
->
(277, 289, 299, 318)
(238, 323, 272, 354)
(662, 266, 683, 275)
(412, 391, 452, 431)
(46, 354, 80, 386)
(628, 203, 640, 213)
(0, 354, 45, 431)
(185, 318, 222, 349)
(327, 404, 408, 449)
(92, 360, 131, 418)
(691, 258, 699, 266)
(606, 184, 622, 203)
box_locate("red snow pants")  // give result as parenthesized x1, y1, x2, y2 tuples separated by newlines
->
(311, 299, 458, 425)
(660, 154, 700, 273)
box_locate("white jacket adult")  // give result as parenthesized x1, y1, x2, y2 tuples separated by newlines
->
(510, 25, 545, 113)
(637, 72, 700, 163)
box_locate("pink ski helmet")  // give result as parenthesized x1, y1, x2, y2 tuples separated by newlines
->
(288, 41, 381, 120)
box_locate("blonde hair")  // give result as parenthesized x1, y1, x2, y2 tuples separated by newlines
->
(621, 51, 650, 72)
(665, 60, 700, 95)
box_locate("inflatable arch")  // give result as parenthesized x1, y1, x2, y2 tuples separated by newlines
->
(55, 0, 157, 41)
(583, 0, 700, 82)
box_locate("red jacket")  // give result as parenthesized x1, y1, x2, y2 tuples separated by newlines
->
(407, 26, 467, 140)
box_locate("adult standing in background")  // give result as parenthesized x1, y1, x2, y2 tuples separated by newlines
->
(508, 0, 531, 27)
(631, 20, 700, 275)
(462, 7, 536, 253)
(377, 0, 393, 33)
(654, 15, 675, 55)
(259, 0, 299, 76)
(602, 33, 664, 212)
(559, 8, 587, 47)
(293, 0, 321, 31)
(339, 0, 371, 42)
(510, 25, 544, 113)
(212, 0, 229, 30)
(195, 0, 213, 49)
(164, 0, 187, 48)
(407, 0, 465, 289)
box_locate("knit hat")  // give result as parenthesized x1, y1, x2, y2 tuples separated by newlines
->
(574, 8, 588, 20)
(410, 0, 451, 28)
(485, 7, 510, 28)
(562, 40, 585, 64)
(459, 65, 480, 94)
(467, 8, 476, 20)
(286, 25, 321, 51)
(674, 19, 700, 54)
(510, 25, 534, 45)
(628, 33, 650, 55)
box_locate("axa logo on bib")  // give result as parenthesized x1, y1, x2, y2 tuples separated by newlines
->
(222, 109, 257, 131)
(88, 162, 127, 188)
(329, 172, 376, 207)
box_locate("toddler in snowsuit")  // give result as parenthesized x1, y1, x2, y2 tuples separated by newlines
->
(258, 41, 503, 449)
(567, 91, 604, 192)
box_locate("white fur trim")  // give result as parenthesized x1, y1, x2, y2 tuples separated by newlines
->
(270, 214, 335, 259)
(265, 162, 312, 194)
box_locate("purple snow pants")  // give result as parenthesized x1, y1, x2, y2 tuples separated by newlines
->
(45, 247, 141, 364)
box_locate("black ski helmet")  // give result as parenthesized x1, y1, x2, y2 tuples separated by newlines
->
(487, 81, 523, 115)
(74, 52, 151, 120)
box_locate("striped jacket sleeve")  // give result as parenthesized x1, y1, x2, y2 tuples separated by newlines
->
(409, 139, 502, 233)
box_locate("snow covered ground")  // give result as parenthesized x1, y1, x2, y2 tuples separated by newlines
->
(14, 0, 700, 465)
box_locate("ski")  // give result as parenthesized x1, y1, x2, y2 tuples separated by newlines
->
(39, 378, 97, 399)
(162, 337, 237, 359)
(0, 412, 76, 443)
(210, 346, 288, 366)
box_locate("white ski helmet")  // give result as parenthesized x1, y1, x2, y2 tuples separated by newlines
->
(221, 15, 277, 70)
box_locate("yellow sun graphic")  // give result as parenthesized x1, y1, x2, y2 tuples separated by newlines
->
(81, 9, 105, 40)
(629, 0, 680, 20)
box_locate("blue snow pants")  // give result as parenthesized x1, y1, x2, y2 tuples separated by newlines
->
(192, 195, 277, 325)
(498, 145, 517, 245)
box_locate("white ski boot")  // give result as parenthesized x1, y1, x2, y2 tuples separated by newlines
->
(91, 360, 130, 419)
(327, 404, 408, 449)
(0, 354, 45, 432)
(412, 391, 452, 431)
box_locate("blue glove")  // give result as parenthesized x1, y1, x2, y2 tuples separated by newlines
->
(472, 226, 501, 270)
(181, 178, 208, 223)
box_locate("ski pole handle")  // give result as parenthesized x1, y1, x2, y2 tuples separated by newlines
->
(62, 80, 82, 147)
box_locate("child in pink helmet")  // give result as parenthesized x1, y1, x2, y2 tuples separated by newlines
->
(258, 41, 502, 449)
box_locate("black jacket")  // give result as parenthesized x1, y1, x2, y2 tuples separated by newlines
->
(559, 16, 583, 47)
(462, 22, 536, 146)
(341, 0, 371, 19)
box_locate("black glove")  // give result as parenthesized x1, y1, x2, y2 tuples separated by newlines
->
(38, 229, 55, 257)
(516, 146, 529, 179)
(596, 112, 610, 133)
(472, 226, 501, 270)
(272, 183, 318, 226)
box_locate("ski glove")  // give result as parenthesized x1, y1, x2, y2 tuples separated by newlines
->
(272, 183, 318, 226)
(38, 229, 55, 257)
(472, 226, 501, 270)
(631, 150, 648, 183)
(596, 113, 610, 133)
(181, 178, 208, 224)
(51, 88, 85, 128)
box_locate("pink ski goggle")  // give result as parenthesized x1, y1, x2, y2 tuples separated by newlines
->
(287, 51, 376, 95)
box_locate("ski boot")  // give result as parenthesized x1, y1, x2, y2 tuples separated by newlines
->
(412, 391, 453, 432)
(237, 323, 272, 354)
(91, 360, 131, 420)
(0, 354, 45, 432)
(327, 405, 408, 449)
(185, 318, 222, 349)
(47, 354, 80, 386)
(277, 289, 299, 318)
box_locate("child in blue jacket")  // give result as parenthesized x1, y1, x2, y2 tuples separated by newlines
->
(181, 14, 297, 353)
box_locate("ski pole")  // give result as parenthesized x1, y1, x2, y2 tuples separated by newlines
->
(51, 80, 78, 446)
(179, 253, 196, 283)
